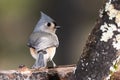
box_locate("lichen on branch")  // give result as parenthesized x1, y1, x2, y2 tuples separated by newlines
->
(75, 0, 120, 80)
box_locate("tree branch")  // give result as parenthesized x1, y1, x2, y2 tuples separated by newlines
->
(75, 0, 120, 80)
(0, 65, 75, 80)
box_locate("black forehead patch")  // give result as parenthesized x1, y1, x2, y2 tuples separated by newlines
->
(53, 22, 57, 26)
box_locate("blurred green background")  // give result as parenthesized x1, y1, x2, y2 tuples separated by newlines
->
(0, 0, 103, 70)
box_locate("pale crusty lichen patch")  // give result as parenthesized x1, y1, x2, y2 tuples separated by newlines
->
(100, 1, 120, 49)
(105, 3, 118, 20)
(101, 1, 120, 27)
(115, 12, 120, 27)
(113, 34, 120, 50)
(100, 23, 117, 42)
(99, 0, 120, 27)
(100, 1, 120, 80)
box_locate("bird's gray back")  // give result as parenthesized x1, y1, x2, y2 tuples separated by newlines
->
(27, 31, 59, 52)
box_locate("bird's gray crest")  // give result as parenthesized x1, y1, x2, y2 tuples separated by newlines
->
(33, 12, 55, 32)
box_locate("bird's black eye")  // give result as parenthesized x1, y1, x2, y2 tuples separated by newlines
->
(47, 22, 51, 27)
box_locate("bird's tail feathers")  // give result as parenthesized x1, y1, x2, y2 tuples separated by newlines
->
(32, 52, 45, 68)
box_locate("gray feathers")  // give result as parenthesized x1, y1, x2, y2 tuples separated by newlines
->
(32, 52, 45, 68)
(27, 31, 59, 52)
(33, 12, 55, 32)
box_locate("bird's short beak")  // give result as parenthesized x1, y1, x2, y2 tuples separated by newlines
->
(56, 26, 61, 29)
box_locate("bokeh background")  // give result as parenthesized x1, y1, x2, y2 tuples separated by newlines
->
(0, 0, 103, 70)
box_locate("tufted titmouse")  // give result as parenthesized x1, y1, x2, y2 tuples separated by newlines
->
(27, 12, 60, 68)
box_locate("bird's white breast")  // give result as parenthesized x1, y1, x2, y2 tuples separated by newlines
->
(44, 47, 56, 61)
(30, 48, 38, 59)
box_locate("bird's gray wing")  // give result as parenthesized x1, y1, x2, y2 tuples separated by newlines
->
(27, 31, 59, 52)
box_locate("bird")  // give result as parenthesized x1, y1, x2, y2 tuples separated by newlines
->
(27, 12, 60, 68)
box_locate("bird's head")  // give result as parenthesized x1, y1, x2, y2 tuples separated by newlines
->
(33, 12, 60, 33)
